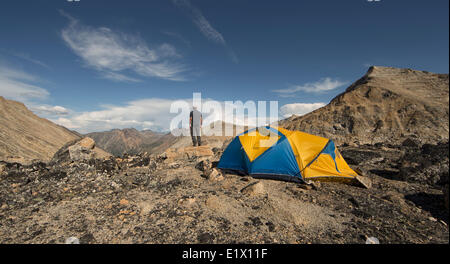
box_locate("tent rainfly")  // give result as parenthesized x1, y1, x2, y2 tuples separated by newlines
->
(217, 126, 358, 183)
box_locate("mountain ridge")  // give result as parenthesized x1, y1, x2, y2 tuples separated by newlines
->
(86, 121, 251, 156)
(0, 96, 81, 164)
(86, 128, 167, 156)
(280, 66, 449, 145)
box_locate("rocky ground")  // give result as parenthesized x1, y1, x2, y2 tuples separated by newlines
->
(0, 138, 448, 244)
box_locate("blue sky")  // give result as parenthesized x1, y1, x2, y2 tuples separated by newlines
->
(0, 0, 448, 133)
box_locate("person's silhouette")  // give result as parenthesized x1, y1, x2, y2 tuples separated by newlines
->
(189, 106, 202, 146)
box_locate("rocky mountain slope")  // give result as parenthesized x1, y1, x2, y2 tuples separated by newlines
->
(280, 66, 449, 145)
(0, 138, 447, 244)
(87, 121, 250, 156)
(0, 96, 80, 164)
(86, 128, 167, 156)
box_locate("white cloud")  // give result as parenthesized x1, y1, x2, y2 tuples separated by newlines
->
(272, 78, 347, 97)
(279, 103, 326, 118)
(51, 97, 284, 134)
(0, 64, 327, 134)
(0, 63, 74, 118)
(51, 117, 77, 130)
(0, 64, 49, 102)
(51, 98, 182, 133)
(29, 105, 70, 116)
(50, 97, 224, 133)
(60, 11, 188, 82)
(172, 0, 238, 63)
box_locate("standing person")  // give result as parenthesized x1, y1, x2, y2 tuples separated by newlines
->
(189, 106, 202, 146)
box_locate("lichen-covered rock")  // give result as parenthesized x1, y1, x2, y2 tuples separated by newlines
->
(51, 137, 111, 164)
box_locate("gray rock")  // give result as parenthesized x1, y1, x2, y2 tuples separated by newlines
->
(365, 237, 379, 244)
(51, 137, 109, 164)
(65, 236, 80, 244)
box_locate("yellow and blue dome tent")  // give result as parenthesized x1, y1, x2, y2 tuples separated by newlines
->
(217, 126, 358, 183)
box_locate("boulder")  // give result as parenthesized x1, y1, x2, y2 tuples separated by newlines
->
(68, 144, 94, 161)
(51, 137, 111, 164)
(206, 168, 224, 181)
(184, 146, 214, 159)
(162, 146, 214, 162)
(241, 181, 266, 196)
(78, 137, 95, 149)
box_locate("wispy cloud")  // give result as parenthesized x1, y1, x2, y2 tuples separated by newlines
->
(279, 103, 326, 118)
(272, 78, 347, 97)
(0, 64, 49, 102)
(101, 72, 141, 83)
(172, 0, 238, 63)
(60, 10, 188, 82)
(12, 52, 51, 70)
(0, 63, 70, 117)
(162, 31, 191, 47)
(172, 0, 224, 44)
(0, 48, 52, 70)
